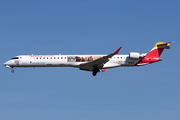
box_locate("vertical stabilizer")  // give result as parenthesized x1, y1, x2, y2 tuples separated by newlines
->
(145, 42, 171, 58)
(135, 42, 173, 66)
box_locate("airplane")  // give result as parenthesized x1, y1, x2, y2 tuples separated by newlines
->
(3, 42, 173, 76)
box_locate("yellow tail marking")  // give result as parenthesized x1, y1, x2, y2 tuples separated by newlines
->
(152, 42, 170, 49)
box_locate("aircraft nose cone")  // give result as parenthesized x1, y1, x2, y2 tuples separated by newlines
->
(3, 61, 8, 66)
(3, 61, 12, 68)
(3, 61, 11, 66)
(159, 58, 163, 61)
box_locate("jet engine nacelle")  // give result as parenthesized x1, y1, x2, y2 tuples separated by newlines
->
(129, 52, 140, 59)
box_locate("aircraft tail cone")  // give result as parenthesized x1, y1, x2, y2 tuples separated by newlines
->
(159, 58, 163, 61)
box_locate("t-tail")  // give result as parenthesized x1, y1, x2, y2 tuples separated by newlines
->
(136, 42, 174, 66)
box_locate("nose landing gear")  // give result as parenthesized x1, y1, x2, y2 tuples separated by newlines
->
(11, 67, 14, 73)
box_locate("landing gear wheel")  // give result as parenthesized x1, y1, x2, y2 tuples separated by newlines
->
(92, 66, 99, 76)
(11, 67, 14, 73)
(92, 71, 97, 76)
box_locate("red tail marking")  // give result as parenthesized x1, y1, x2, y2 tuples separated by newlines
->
(135, 47, 164, 66)
(145, 48, 164, 58)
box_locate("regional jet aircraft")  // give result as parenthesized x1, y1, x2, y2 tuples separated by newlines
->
(4, 42, 173, 76)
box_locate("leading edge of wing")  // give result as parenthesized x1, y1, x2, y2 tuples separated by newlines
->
(80, 47, 122, 70)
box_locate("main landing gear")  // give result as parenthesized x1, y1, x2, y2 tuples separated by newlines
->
(92, 66, 99, 76)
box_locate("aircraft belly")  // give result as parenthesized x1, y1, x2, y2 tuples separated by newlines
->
(103, 63, 121, 69)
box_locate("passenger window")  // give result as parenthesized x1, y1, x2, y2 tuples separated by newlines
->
(43, 57, 45, 59)
(65, 57, 66, 59)
(40, 57, 41, 59)
(54, 57, 56, 59)
(57, 57, 59, 59)
(47, 57, 48, 59)
(61, 57, 63, 59)
(50, 57, 52, 59)
(36, 57, 38, 59)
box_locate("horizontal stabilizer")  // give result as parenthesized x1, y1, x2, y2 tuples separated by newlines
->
(153, 41, 175, 49)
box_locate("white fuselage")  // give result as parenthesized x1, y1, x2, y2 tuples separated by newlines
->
(4, 54, 142, 69)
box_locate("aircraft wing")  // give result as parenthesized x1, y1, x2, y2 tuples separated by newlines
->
(80, 47, 122, 71)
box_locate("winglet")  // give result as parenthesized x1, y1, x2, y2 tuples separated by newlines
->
(113, 47, 122, 54)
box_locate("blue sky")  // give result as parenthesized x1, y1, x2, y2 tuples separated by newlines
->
(0, 0, 180, 120)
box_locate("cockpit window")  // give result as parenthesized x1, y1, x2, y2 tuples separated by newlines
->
(11, 57, 19, 59)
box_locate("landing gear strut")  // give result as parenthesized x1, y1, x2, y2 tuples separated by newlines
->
(92, 66, 99, 76)
(11, 67, 14, 73)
